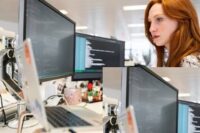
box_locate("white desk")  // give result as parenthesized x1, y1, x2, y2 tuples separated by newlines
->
(0, 102, 103, 133)
(0, 122, 42, 133)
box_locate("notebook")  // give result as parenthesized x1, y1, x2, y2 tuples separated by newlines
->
(21, 38, 102, 132)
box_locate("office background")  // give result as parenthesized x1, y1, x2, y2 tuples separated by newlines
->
(0, 0, 200, 98)
(0, 1, 200, 132)
(0, 0, 199, 65)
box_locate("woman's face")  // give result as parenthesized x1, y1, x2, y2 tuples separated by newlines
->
(148, 3, 178, 49)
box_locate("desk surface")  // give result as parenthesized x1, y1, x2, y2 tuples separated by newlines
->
(0, 102, 103, 133)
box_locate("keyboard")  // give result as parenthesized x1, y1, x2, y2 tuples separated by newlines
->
(45, 106, 92, 128)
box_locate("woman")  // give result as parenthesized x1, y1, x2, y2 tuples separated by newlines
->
(144, 0, 200, 67)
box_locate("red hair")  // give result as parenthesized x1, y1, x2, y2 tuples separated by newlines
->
(144, 0, 200, 66)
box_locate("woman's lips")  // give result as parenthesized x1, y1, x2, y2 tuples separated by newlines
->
(152, 35, 160, 41)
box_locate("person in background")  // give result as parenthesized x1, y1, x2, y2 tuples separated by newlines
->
(144, 0, 200, 67)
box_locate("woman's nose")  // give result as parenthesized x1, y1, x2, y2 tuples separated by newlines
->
(149, 23, 157, 33)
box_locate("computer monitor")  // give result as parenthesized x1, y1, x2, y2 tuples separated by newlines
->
(178, 100, 200, 133)
(73, 33, 125, 81)
(126, 66, 178, 133)
(18, 0, 75, 82)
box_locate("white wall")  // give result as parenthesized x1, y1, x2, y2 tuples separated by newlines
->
(0, 20, 18, 34)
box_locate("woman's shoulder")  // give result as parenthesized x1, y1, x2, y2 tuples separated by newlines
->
(180, 53, 200, 67)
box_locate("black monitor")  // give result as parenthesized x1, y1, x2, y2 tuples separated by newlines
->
(18, 0, 75, 82)
(73, 33, 125, 81)
(178, 100, 200, 133)
(126, 65, 178, 133)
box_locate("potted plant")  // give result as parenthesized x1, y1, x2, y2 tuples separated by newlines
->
(93, 90, 99, 101)
(87, 81, 93, 102)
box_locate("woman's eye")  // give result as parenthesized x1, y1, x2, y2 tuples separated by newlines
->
(156, 17, 164, 22)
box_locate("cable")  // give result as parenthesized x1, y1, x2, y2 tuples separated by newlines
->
(43, 94, 64, 105)
(0, 94, 7, 125)
(46, 94, 63, 101)
(16, 113, 34, 133)
(20, 115, 26, 131)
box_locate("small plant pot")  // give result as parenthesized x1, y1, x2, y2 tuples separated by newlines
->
(88, 96, 93, 102)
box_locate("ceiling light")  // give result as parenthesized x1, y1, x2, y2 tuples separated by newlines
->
(76, 26, 88, 30)
(131, 33, 145, 37)
(59, 10, 68, 15)
(128, 24, 144, 28)
(162, 77, 171, 82)
(123, 5, 147, 11)
(178, 93, 191, 97)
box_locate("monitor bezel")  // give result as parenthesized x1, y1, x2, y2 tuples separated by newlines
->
(179, 100, 200, 107)
(22, 0, 76, 82)
(72, 32, 125, 81)
(126, 65, 178, 133)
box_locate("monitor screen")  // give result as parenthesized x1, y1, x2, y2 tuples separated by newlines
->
(19, 0, 75, 82)
(178, 100, 200, 133)
(73, 33, 125, 80)
(126, 66, 178, 133)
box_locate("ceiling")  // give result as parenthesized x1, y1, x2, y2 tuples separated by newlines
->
(46, 0, 149, 42)
(0, 0, 199, 47)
